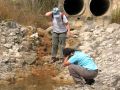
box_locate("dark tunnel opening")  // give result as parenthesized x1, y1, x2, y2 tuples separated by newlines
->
(90, 0, 110, 16)
(64, 0, 84, 15)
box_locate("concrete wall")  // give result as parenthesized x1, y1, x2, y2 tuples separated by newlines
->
(59, 0, 113, 16)
(112, 0, 120, 10)
(58, 0, 119, 27)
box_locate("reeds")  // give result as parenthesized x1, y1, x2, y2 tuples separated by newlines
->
(0, 0, 58, 29)
(111, 8, 120, 24)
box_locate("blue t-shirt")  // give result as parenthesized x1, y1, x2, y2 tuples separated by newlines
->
(68, 51, 97, 70)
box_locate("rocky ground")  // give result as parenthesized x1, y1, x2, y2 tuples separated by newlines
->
(0, 20, 52, 85)
(53, 22, 120, 90)
(0, 20, 120, 90)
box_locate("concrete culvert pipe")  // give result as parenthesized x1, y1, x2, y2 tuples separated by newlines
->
(64, 0, 84, 15)
(90, 0, 110, 16)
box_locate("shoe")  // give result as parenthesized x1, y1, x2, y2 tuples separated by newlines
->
(84, 79, 95, 85)
(50, 57, 58, 63)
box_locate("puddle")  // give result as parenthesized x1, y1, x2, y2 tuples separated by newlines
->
(0, 66, 59, 90)
(0, 64, 72, 90)
(0, 74, 55, 90)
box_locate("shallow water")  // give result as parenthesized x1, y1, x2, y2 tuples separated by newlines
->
(0, 65, 59, 90)
(0, 64, 69, 90)
(0, 75, 55, 90)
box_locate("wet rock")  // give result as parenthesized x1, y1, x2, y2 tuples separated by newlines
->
(22, 52, 37, 65)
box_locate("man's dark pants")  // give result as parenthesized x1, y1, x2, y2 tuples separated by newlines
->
(68, 64, 98, 84)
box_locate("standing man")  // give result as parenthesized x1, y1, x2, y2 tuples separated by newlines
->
(63, 48, 98, 85)
(45, 7, 70, 63)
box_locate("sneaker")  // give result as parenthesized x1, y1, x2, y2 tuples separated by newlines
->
(84, 79, 95, 85)
(50, 57, 59, 63)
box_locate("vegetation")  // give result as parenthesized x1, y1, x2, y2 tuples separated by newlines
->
(0, 0, 58, 29)
(111, 8, 120, 24)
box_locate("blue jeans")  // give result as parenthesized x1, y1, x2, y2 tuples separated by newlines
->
(51, 32, 67, 58)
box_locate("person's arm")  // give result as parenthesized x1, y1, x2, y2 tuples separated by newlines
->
(65, 23, 71, 36)
(62, 15, 71, 36)
(63, 56, 71, 67)
(45, 11, 53, 16)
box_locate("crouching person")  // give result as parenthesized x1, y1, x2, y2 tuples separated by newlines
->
(63, 48, 98, 86)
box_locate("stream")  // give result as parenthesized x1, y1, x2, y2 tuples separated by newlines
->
(0, 75, 54, 90)
(0, 65, 65, 90)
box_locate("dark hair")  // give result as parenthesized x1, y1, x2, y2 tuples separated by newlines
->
(63, 48, 75, 57)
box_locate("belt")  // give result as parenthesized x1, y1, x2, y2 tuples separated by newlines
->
(53, 32, 67, 34)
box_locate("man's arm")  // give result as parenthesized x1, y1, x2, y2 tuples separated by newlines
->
(65, 23, 71, 36)
(62, 15, 71, 36)
(45, 11, 52, 16)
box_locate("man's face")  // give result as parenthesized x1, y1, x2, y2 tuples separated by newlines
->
(53, 7, 60, 15)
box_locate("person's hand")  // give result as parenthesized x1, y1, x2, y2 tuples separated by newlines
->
(67, 31, 71, 37)
(67, 31, 73, 37)
(45, 11, 52, 16)
(63, 56, 71, 67)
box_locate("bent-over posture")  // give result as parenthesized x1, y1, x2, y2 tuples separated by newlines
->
(63, 48, 98, 85)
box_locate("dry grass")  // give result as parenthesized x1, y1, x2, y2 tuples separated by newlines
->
(0, 0, 58, 29)
(111, 8, 120, 24)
